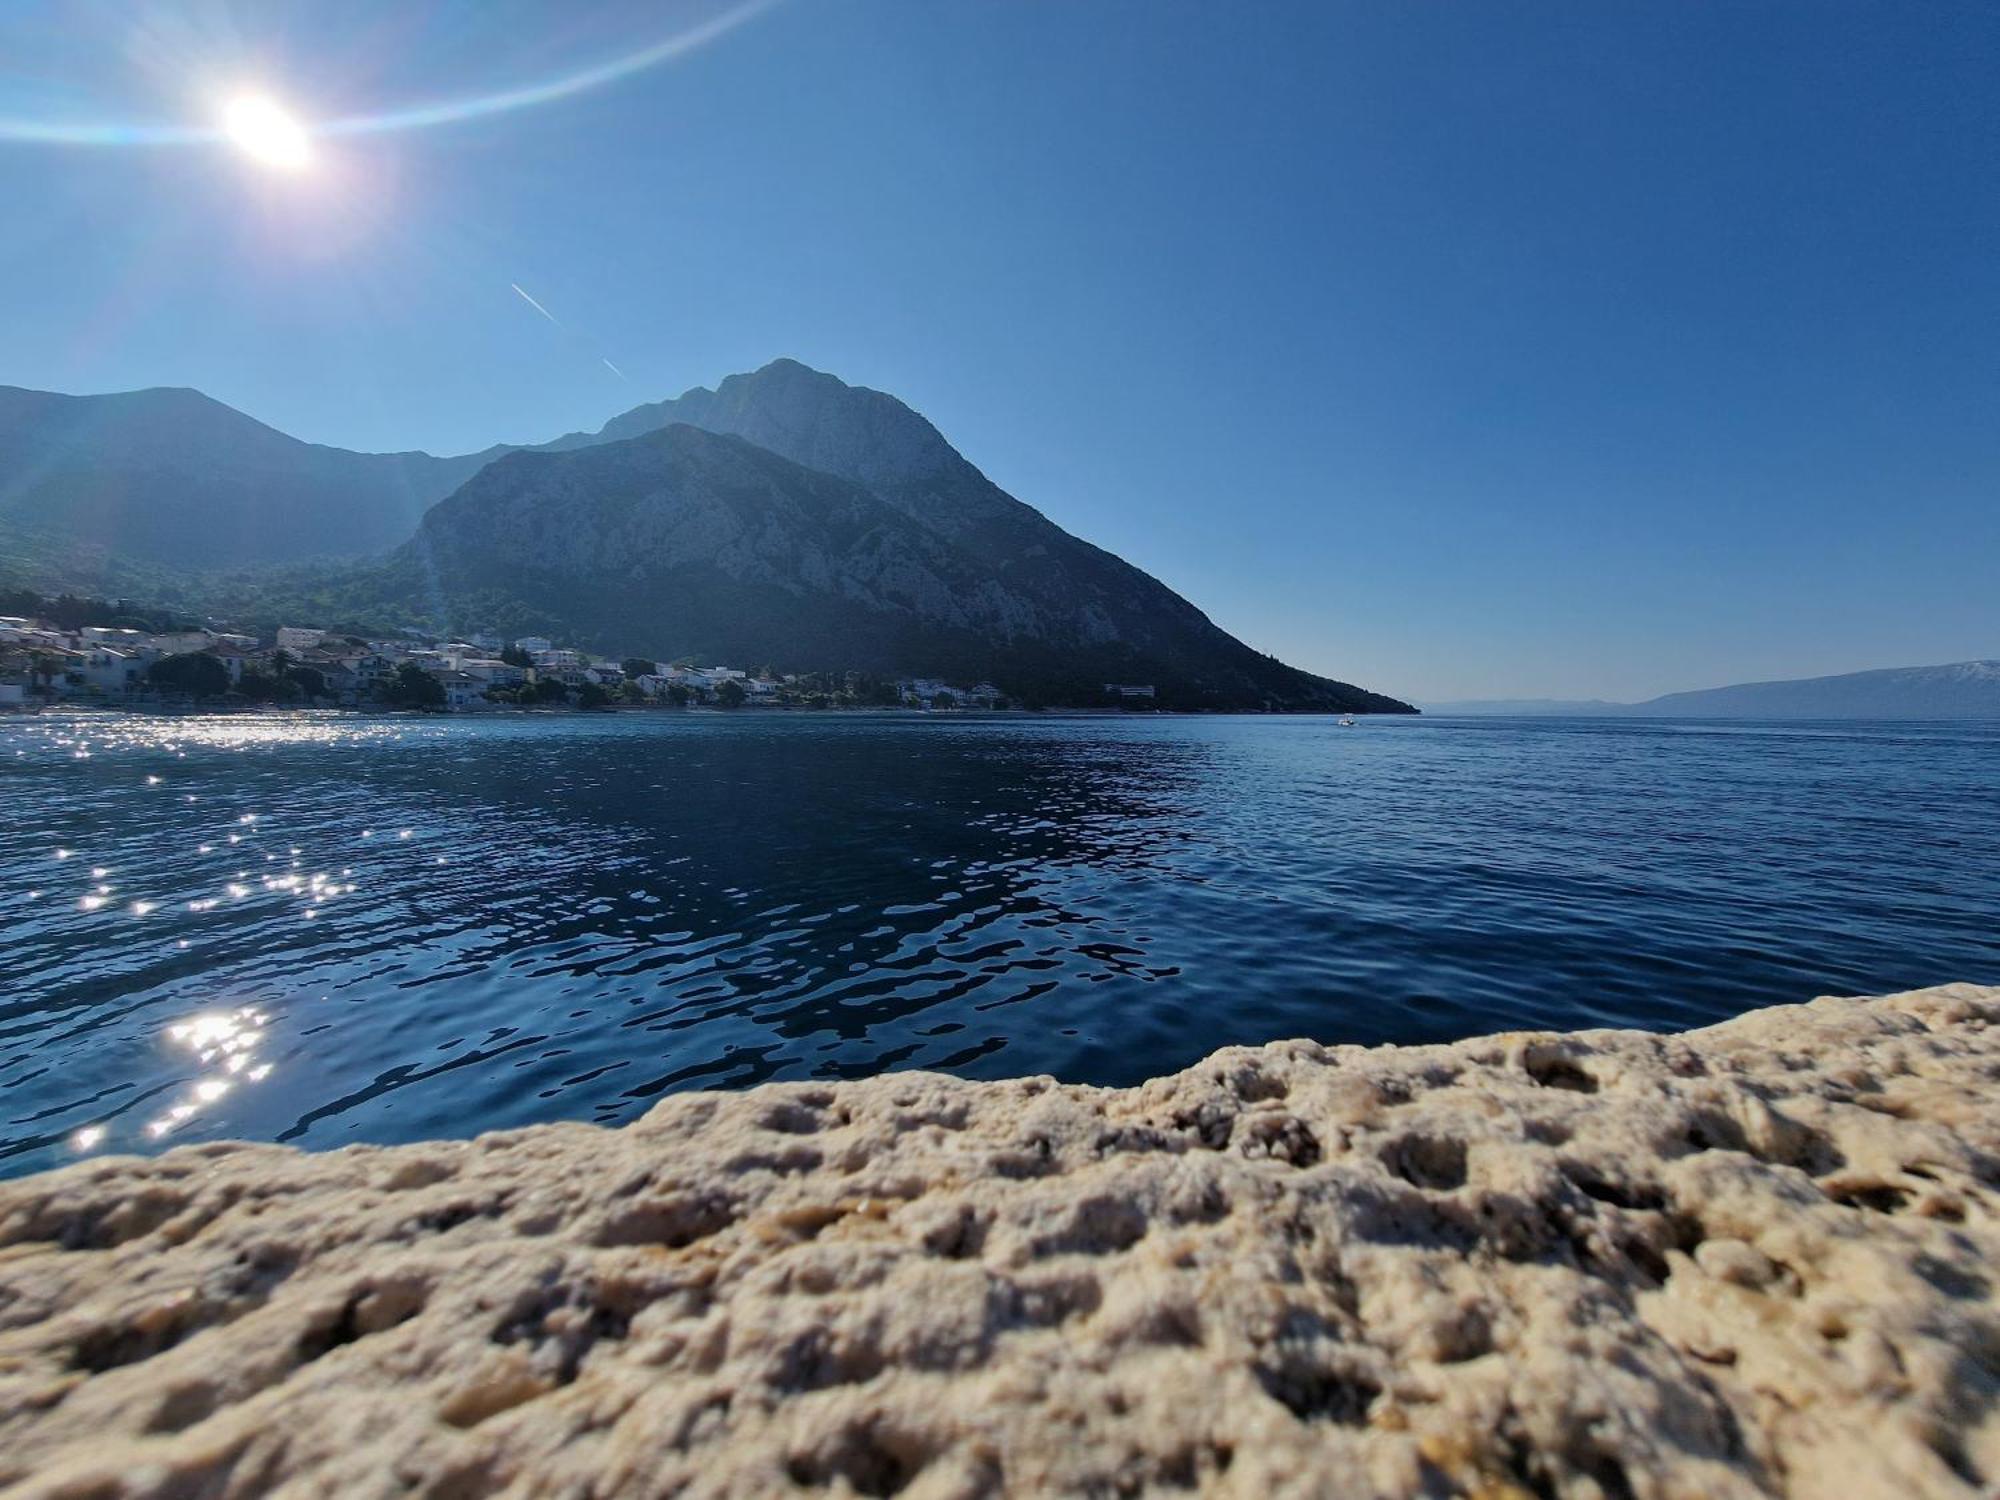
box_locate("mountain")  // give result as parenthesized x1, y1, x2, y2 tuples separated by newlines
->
(1632, 660, 2000, 719)
(544, 357, 987, 502)
(499, 359, 1402, 707)
(398, 372, 1409, 710)
(0, 361, 1410, 709)
(1423, 662, 2000, 719)
(0, 385, 498, 575)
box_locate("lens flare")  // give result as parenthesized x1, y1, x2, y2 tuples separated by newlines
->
(0, 1, 777, 153)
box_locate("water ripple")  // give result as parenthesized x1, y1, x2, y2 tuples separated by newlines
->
(3, 709, 1997, 1176)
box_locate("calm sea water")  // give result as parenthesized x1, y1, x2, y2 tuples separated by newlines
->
(3, 709, 1996, 1177)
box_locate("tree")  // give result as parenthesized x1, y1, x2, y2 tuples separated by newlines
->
(715, 679, 747, 708)
(931, 691, 955, 710)
(0, 587, 194, 635)
(235, 668, 296, 703)
(620, 679, 646, 703)
(287, 665, 327, 700)
(148, 652, 230, 699)
(576, 682, 611, 710)
(500, 645, 534, 668)
(665, 683, 691, 707)
(383, 662, 445, 709)
(531, 676, 569, 704)
(621, 657, 657, 680)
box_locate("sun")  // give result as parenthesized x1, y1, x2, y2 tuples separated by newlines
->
(221, 94, 314, 171)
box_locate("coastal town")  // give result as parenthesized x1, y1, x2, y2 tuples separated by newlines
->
(0, 597, 1023, 713)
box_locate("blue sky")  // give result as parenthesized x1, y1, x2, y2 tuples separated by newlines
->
(3, 1, 1995, 701)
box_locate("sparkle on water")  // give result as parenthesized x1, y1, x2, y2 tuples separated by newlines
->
(4, 708, 1997, 1178)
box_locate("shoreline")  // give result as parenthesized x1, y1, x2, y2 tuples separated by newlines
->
(0, 701, 1416, 722)
(2, 983, 1994, 1496)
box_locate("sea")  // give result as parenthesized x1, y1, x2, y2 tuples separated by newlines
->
(3, 709, 1996, 1178)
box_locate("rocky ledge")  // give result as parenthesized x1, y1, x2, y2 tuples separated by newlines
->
(2, 985, 1996, 1499)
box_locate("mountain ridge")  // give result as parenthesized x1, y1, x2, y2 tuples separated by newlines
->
(1424, 660, 2000, 718)
(0, 361, 1410, 710)
(394, 396, 1410, 710)
(0, 383, 501, 569)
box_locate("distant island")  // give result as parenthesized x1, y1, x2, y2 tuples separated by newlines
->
(0, 361, 1412, 714)
(1423, 659, 2000, 719)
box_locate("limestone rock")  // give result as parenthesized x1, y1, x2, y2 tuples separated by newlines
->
(1, 984, 1996, 1498)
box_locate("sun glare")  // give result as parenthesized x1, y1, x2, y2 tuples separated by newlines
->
(221, 94, 313, 170)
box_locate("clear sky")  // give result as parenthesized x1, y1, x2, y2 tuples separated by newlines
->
(3, 1, 1995, 702)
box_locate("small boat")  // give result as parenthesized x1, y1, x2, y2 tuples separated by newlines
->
(1337, 717, 1357, 727)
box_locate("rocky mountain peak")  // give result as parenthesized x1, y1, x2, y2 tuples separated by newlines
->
(584, 359, 969, 496)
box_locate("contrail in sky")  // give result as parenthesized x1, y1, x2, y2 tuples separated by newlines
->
(513, 283, 629, 382)
(510, 283, 562, 327)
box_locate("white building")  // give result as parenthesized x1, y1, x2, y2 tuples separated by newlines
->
(514, 636, 553, 655)
(0, 621, 63, 649)
(457, 658, 523, 686)
(345, 653, 397, 690)
(275, 626, 325, 653)
(80, 626, 150, 649)
(668, 666, 746, 691)
(434, 671, 489, 711)
(76, 647, 148, 694)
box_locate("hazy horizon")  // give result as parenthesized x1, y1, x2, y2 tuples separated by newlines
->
(4, 1, 1995, 702)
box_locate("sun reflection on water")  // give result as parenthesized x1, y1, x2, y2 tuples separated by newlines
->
(141, 1008, 274, 1141)
(38, 712, 413, 755)
(17, 714, 439, 1161)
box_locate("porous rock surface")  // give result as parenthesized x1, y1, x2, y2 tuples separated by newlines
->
(2, 985, 1997, 1499)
